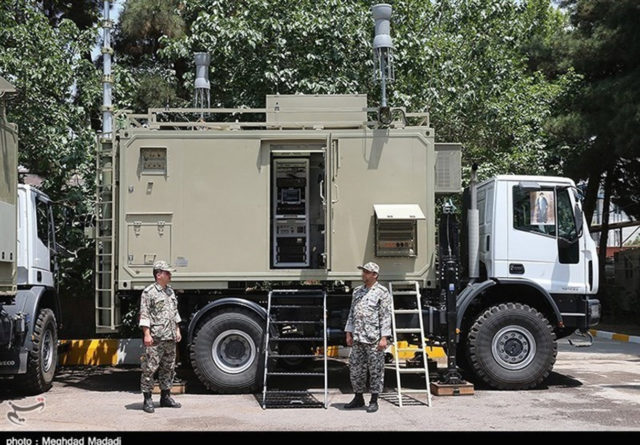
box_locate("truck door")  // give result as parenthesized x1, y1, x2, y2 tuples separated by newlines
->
(508, 184, 586, 294)
(555, 186, 587, 293)
(33, 194, 55, 287)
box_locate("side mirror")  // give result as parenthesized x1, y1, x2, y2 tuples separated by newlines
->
(574, 203, 584, 237)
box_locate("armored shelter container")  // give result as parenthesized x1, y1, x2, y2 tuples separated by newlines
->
(0, 77, 18, 297)
(112, 95, 460, 291)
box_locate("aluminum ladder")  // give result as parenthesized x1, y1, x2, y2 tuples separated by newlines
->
(261, 289, 328, 409)
(94, 135, 120, 333)
(388, 281, 432, 407)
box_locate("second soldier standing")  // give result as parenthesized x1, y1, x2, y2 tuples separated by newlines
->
(344, 262, 392, 413)
(139, 260, 182, 413)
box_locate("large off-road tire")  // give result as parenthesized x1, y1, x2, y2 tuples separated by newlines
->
(190, 308, 264, 393)
(17, 308, 58, 394)
(277, 338, 314, 370)
(466, 303, 556, 390)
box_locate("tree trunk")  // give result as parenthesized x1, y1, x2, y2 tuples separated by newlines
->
(583, 167, 602, 225)
(597, 167, 614, 298)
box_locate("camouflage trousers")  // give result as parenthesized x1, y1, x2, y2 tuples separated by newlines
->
(140, 340, 176, 393)
(349, 341, 385, 394)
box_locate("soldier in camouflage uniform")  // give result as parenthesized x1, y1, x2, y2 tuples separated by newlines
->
(344, 262, 392, 413)
(139, 260, 182, 413)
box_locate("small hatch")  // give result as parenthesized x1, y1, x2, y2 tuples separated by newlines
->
(373, 204, 426, 220)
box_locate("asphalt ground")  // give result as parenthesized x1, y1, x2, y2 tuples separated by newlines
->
(0, 337, 638, 431)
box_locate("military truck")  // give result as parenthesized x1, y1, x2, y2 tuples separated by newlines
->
(85, 2, 601, 394)
(88, 88, 600, 392)
(0, 76, 60, 393)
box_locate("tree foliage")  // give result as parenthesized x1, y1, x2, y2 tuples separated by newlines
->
(0, 1, 100, 334)
(131, 0, 573, 178)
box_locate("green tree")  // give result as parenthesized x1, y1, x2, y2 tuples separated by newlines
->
(38, 0, 102, 30)
(551, 0, 640, 286)
(114, 0, 186, 111)
(0, 1, 100, 336)
(147, 0, 573, 178)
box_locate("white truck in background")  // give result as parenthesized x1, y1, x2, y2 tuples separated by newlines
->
(0, 77, 60, 394)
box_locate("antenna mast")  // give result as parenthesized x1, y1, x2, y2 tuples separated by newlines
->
(372, 3, 394, 124)
(102, 0, 113, 137)
(194, 52, 211, 118)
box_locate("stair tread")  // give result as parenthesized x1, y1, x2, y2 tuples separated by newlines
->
(270, 354, 321, 358)
(397, 368, 427, 373)
(270, 320, 324, 324)
(269, 337, 324, 341)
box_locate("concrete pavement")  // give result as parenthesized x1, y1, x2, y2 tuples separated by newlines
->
(0, 337, 638, 431)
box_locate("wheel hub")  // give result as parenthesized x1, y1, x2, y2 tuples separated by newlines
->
(42, 329, 54, 373)
(491, 325, 536, 370)
(212, 329, 256, 374)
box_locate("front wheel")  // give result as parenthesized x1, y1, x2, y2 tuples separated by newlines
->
(190, 309, 264, 393)
(17, 308, 58, 394)
(465, 303, 556, 390)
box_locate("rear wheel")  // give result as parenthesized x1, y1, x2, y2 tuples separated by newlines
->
(190, 309, 264, 393)
(466, 303, 556, 390)
(277, 340, 314, 370)
(17, 308, 57, 394)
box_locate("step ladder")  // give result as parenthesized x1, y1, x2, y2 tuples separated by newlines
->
(388, 281, 432, 407)
(94, 135, 120, 333)
(261, 289, 328, 409)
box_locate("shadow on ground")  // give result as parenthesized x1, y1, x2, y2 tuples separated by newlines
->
(0, 357, 584, 403)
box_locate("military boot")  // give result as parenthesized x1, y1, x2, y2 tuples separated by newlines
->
(142, 392, 154, 414)
(367, 393, 379, 413)
(344, 393, 365, 409)
(160, 389, 182, 408)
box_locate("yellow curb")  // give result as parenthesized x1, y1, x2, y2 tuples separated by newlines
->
(59, 339, 119, 366)
(390, 341, 446, 359)
(589, 329, 640, 344)
(612, 333, 630, 342)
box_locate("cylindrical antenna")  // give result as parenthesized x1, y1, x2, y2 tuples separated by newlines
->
(102, 0, 113, 137)
(372, 3, 394, 116)
(194, 52, 211, 118)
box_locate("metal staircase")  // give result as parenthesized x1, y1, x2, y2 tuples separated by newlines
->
(262, 289, 328, 409)
(94, 136, 120, 333)
(387, 281, 432, 407)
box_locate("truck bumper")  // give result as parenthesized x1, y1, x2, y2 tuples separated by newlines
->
(587, 298, 601, 327)
(0, 348, 27, 374)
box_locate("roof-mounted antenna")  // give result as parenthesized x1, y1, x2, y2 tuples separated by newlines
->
(102, 0, 113, 138)
(372, 3, 394, 125)
(194, 52, 211, 119)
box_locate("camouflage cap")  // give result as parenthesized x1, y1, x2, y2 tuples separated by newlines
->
(357, 262, 380, 274)
(153, 260, 175, 273)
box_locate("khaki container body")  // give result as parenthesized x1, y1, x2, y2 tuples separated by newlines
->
(0, 77, 18, 296)
(114, 95, 460, 291)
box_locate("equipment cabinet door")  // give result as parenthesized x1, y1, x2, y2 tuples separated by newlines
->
(269, 140, 332, 270)
(323, 135, 335, 271)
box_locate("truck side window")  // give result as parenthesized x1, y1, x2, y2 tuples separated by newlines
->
(512, 186, 556, 237)
(557, 189, 578, 241)
(36, 198, 49, 247)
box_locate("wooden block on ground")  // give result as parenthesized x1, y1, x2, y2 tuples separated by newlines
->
(430, 381, 474, 396)
(152, 380, 186, 395)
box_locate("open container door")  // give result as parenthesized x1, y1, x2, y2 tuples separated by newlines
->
(323, 134, 336, 271)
